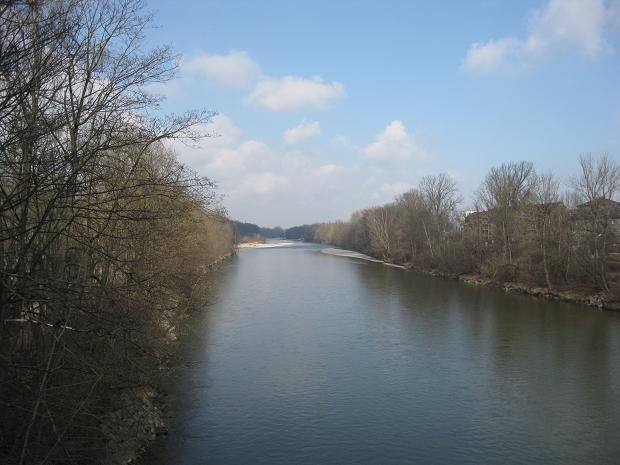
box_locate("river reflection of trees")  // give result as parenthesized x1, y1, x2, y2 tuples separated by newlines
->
(351, 262, 620, 463)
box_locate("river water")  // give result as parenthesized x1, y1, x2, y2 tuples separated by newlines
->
(146, 242, 620, 465)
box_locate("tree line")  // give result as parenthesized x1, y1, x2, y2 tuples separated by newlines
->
(295, 156, 620, 296)
(233, 221, 284, 242)
(0, 1, 235, 463)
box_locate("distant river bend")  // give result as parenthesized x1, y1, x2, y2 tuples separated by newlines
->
(146, 242, 620, 465)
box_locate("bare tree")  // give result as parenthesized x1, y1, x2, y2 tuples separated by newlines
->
(394, 189, 426, 262)
(366, 205, 397, 260)
(570, 154, 620, 290)
(0, 2, 233, 464)
(419, 173, 461, 260)
(529, 173, 562, 288)
(476, 161, 535, 264)
(572, 153, 620, 202)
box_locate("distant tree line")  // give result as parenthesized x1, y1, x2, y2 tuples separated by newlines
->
(295, 156, 620, 296)
(285, 224, 317, 242)
(233, 221, 284, 241)
(0, 1, 234, 463)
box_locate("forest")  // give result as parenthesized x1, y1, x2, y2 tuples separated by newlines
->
(0, 1, 235, 463)
(298, 157, 620, 299)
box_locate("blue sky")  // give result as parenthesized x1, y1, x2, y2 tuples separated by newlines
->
(146, 0, 620, 227)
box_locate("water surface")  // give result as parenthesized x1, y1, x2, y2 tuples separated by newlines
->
(147, 243, 620, 465)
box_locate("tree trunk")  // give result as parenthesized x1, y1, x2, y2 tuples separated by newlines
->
(541, 221, 552, 289)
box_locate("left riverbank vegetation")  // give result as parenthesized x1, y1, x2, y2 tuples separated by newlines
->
(0, 1, 235, 464)
(293, 156, 620, 305)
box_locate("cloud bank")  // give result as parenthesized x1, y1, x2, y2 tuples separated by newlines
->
(462, 0, 618, 74)
(168, 115, 430, 226)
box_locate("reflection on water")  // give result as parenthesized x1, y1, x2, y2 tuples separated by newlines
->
(145, 244, 620, 465)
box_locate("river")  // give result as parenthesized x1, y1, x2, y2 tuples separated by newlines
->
(145, 242, 620, 465)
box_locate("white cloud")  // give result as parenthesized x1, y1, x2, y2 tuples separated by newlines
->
(184, 51, 261, 88)
(205, 114, 242, 146)
(208, 140, 272, 174)
(169, 115, 243, 170)
(462, 0, 615, 74)
(248, 76, 346, 111)
(283, 121, 321, 144)
(526, 0, 608, 55)
(462, 38, 523, 74)
(241, 172, 289, 194)
(169, 115, 430, 226)
(160, 50, 346, 113)
(169, 115, 299, 199)
(314, 164, 344, 177)
(363, 120, 427, 160)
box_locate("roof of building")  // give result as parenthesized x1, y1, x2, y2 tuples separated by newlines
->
(572, 198, 620, 219)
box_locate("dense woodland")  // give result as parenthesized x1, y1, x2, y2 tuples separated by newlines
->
(296, 157, 620, 298)
(0, 1, 235, 463)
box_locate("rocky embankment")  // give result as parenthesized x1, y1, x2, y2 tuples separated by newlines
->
(412, 267, 620, 311)
(102, 387, 168, 465)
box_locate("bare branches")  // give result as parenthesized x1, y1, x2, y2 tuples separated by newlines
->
(476, 161, 535, 210)
(419, 173, 462, 220)
(569, 154, 620, 291)
(0, 1, 234, 463)
(475, 161, 536, 263)
(306, 155, 618, 293)
(571, 153, 620, 202)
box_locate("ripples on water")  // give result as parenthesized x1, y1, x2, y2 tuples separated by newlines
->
(145, 243, 620, 465)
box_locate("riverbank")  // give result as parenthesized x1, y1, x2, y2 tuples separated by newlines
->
(321, 246, 620, 311)
(411, 267, 620, 311)
(416, 268, 620, 311)
(110, 253, 235, 465)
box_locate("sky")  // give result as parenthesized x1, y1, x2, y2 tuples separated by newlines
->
(145, 0, 620, 227)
